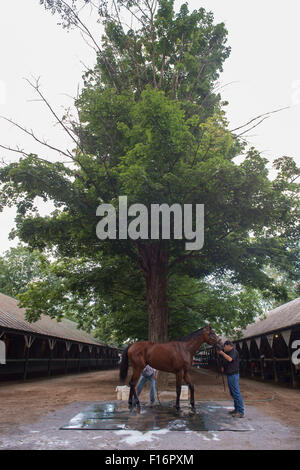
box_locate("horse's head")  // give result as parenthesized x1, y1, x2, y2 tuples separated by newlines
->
(203, 325, 223, 350)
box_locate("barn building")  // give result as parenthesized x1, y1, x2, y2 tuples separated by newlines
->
(0, 293, 119, 380)
(233, 297, 300, 387)
(196, 297, 300, 388)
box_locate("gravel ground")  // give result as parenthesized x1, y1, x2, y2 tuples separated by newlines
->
(0, 400, 299, 450)
(0, 368, 299, 450)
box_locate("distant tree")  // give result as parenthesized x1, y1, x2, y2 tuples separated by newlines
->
(0, 245, 48, 297)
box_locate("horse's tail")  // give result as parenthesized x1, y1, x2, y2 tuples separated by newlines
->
(119, 345, 131, 382)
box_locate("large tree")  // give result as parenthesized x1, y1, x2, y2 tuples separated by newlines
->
(0, 1, 299, 348)
(17, 260, 266, 344)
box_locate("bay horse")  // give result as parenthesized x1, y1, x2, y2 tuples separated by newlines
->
(119, 325, 222, 410)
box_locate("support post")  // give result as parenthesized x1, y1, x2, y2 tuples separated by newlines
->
(23, 335, 35, 381)
(78, 344, 83, 372)
(48, 339, 56, 377)
(260, 355, 265, 380)
(65, 341, 72, 374)
(88, 346, 93, 371)
(287, 346, 296, 388)
(272, 352, 279, 383)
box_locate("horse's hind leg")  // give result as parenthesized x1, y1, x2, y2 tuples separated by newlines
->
(175, 371, 183, 411)
(128, 377, 134, 409)
(128, 367, 142, 409)
(184, 370, 195, 410)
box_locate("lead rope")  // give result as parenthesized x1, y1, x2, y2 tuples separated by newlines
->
(217, 351, 226, 392)
(156, 376, 162, 405)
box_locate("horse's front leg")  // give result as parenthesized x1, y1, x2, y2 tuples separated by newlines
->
(184, 370, 195, 411)
(175, 371, 183, 411)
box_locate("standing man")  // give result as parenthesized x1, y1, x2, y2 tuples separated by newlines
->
(136, 364, 158, 406)
(218, 340, 245, 418)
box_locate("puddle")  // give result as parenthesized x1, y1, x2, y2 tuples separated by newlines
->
(60, 401, 254, 432)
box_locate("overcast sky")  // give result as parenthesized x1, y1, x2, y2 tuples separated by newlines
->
(0, 0, 299, 255)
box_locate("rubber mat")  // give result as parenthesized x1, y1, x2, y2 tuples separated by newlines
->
(60, 401, 254, 432)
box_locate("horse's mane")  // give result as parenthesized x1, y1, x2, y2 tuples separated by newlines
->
(175, 327, 205, 342)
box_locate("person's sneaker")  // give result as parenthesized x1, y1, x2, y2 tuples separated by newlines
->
(228, 409, 237, 414)
(232, 412, 244, 418)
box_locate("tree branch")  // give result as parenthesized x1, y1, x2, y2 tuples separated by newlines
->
(230, 107, 289, 134)
(0, 115, 73, 160)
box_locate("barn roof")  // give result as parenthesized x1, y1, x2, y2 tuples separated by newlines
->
(238, 297, 300, 340)
(0, 292, 110, 347)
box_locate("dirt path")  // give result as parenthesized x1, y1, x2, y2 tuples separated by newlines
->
(0, 367, 299, 429)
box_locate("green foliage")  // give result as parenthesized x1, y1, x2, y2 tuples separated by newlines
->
(0, 245, 49, 297)
(16, 255, 265, 345)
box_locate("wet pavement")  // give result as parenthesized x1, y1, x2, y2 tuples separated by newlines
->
(0, 400, 299, 450)
(60, 401, 254, 432)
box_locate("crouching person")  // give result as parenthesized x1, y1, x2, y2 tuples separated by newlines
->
(136, 365, 158, 406)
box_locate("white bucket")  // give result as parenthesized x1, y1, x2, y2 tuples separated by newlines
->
(116, 385, 130, 401)
(181, 385, 189, 400)
(122, 386, 130, 401)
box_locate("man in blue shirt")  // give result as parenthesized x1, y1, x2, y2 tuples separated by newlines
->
(136, 365, 158, 405)
(218, 340, 245, 418)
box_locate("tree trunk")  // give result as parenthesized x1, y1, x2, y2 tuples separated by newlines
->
(140, 244, 169, 389)
(146, 268, 168, 344)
